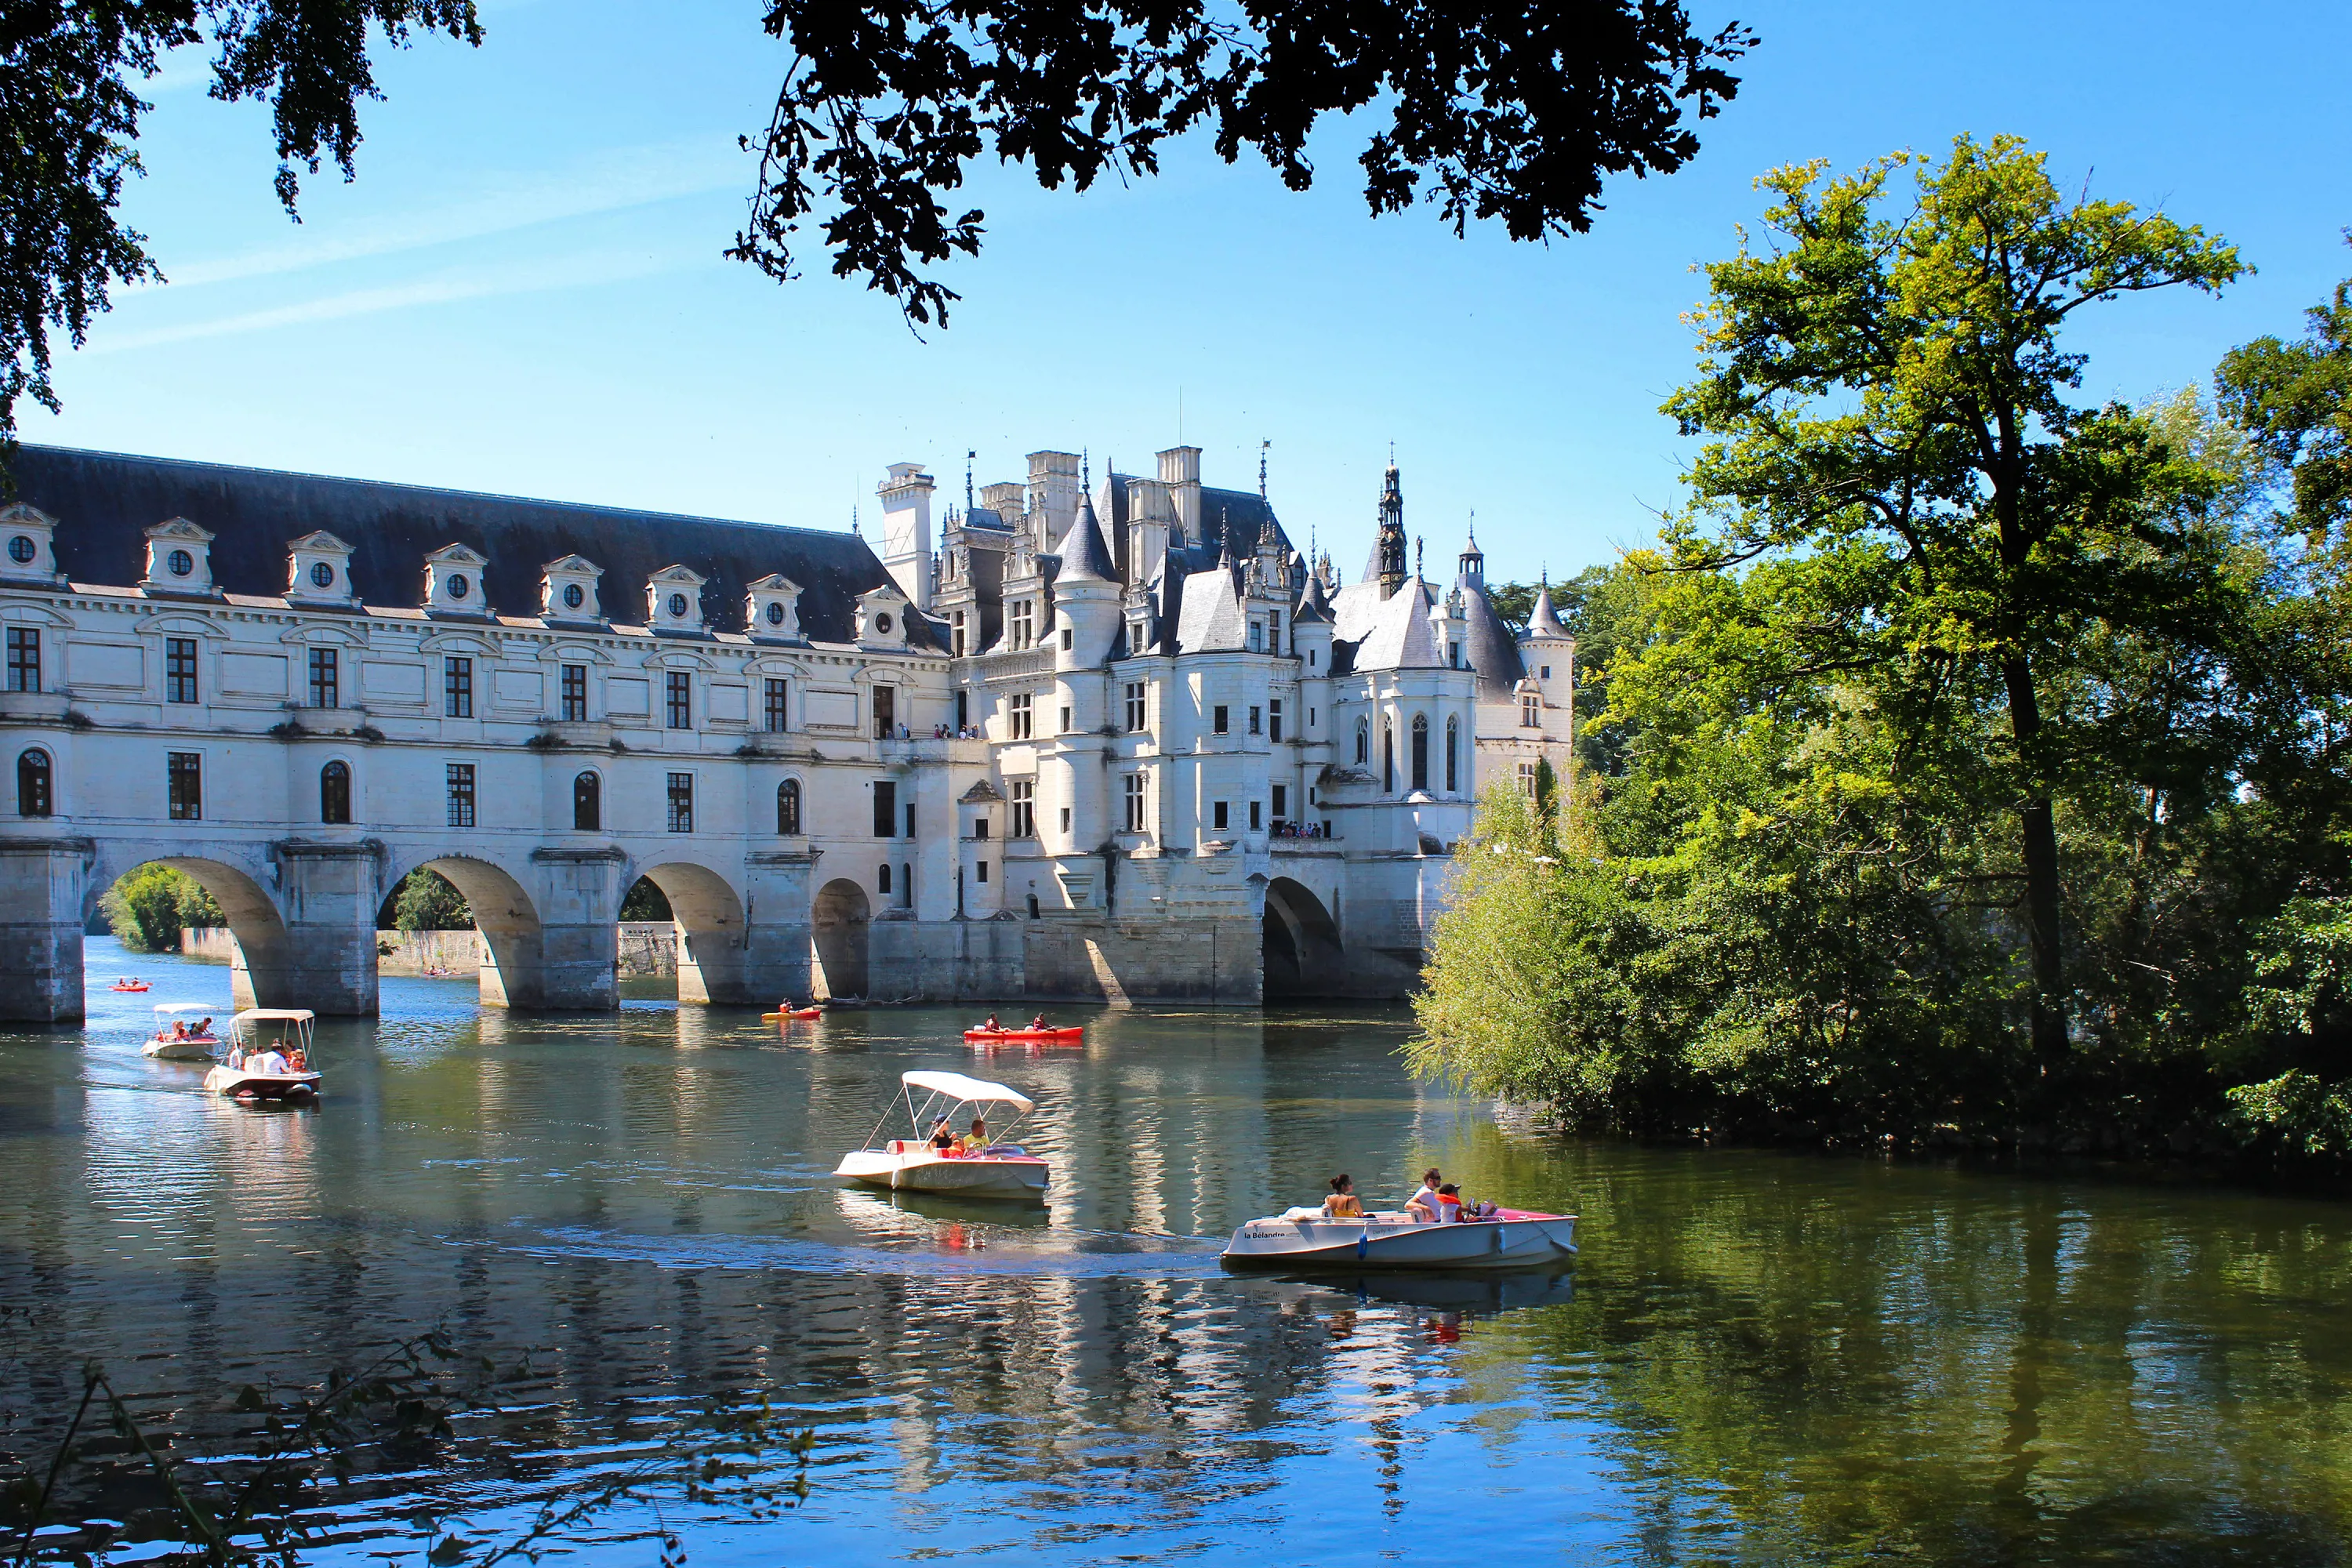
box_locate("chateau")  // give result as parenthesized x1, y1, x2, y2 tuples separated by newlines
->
(0, 444, 1572, 1021)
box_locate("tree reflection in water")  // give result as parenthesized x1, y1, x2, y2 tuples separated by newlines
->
(1, 971, 2347, 1563)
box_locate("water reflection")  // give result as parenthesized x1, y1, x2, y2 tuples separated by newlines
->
(1, 940, 2348, 1564)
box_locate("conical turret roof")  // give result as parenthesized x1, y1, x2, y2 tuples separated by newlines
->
(1293, 568, 1333, 625)
(1527, 581, 1570, 639)
(1055, 489, 1117, 585)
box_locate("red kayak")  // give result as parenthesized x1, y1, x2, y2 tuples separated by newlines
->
(111, 982, 151, 993)
(763, 1007, 824, 1022)
(964, 1026, 1084, 1045)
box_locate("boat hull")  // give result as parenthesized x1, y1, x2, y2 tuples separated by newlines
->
(204, 1066, 321, 1101)
(964, 1028, 1083, 1045)
(1221, 1211, 1577, 1271)
(143, 1037, 217, 1061)
(835, 1149, 1049, 1198)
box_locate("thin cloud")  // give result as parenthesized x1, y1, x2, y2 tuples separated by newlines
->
(93, 250, 692, 354)
(160, 140, 746, 289)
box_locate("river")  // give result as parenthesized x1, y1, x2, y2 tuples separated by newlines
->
(2, 938, 2347, 1565)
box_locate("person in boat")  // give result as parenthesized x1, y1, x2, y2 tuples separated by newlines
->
(961, 1116, 991, 1153)
(194, 1018, 212, 1038)
(982, 1012, 1002, 1033)
(1323, 1174, 1363, 1218)
(929, 1116, 956, 1152)
(287, 1046, 308, 1072)
(1027, 1014, 1047, 1031)
(1406, 1168, 1443, 1224)
(1435, 1183, 1464, 1223)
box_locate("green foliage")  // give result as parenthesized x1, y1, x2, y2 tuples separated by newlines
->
(2226, 1071, 2352, 1164)
(393, 869, 471, 932)
(100, 865, 224, 953)
(1417, 143, 2352, 1166)
(1486, 580, 1538, 628)
(621, 877, 674, 923)
(2219, 238, 2352, 539)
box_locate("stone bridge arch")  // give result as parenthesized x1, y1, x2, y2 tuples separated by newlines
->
(1261, 875, 1348, 1001)
(631, 858, 757, 1005)
(812, 877, 870, 1000)
(393, 851, 557, 1011)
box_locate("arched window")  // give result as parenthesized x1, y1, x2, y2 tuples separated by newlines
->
(1410, 713, 1429, 792)
(878, 862, 892, 895)
(1445, 717, 1460, 793)
(1382, 724, 1396, 793)
(777, 778, 803, 835)
(573, 771, 601, 832)
(1354, 716, 1370, 766)
(17, 747, 51, 818)
(319, 760, 350, 824)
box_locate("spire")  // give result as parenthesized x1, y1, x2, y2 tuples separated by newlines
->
(965, 449, 975, 514)
(1414, 537, 1425, 581)
(1527, 574, 1570, 640)
(1458, 510, 1485, 586)
(1057, 487, 1117, 584)
(1374, 458, 1406, 598)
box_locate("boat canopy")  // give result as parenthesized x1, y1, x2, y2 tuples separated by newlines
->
(234, 1009, 316, 1023)
(153, 1003, 215, 1016)
(900, 1069, 1033, 1112)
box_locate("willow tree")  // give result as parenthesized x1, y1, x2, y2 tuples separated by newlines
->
(1664, 134, 2243, 1073)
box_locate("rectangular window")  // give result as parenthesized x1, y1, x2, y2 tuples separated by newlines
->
(764, 678, 789, 732)
(1060, 627, 1073, 651)
(1127, 619, 1146, 655)
(667, 771, 695, 832)
(1450, 641, 1461, 668)
(1522, 694, 1541, 728)
(1212, 704, 1229, 735)
(446, 763, 476, 828)
(167, 751, 201, 820)
(1123, 774, 1146, 833)
(952, 612, 967, 656)
(873, 779, 897, 838)
(666, 671, 692, 730)
(1124, 681, 1148, 734)
(1248, 705, 1261, 735)
(1250, 800, 1262, 830)
(977, 859, 989, 884)
(561, 663, 588, 722)
(1011, 600, 1033, 650)
(165, 637, 199, 704)
(973, 816, 991, 840)
(1059, 704, 1072, 734)
(873, 684, 895, 738)
(906, 803, 918, 839)
(1518, 761, 1539, 798)
(1272, 783, 1288, 818)
(1009, 691, 1033, 740)
(1541, 665, 1552, 679)
(5, 627, 40, 693)
(1060, 805, 1072, 833)
(1269, 700, 1283, 743)
(1212, 800, 1229, 830)
(445, 656, 473, 718)
(1011, 779, 1034, 838)
(1249, 619, 1263, 652)
(1270, 612, 1281, 649)
(307, 645, 339, 708)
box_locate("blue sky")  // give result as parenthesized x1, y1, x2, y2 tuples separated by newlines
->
(23, 0, 2352, 586)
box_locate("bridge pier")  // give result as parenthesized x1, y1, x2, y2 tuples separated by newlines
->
(529, 848, 626, 1010)
(267, 840, 384, 1017)
(743, 851, 817, 1004)
(0, 837, 93, 1023)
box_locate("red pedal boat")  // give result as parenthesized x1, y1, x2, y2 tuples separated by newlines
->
(964, 1025, 1084, 1045)
(111, 979, 151, 993)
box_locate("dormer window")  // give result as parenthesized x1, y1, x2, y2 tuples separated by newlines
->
(565, 583, 586, 609)
(167, 550, 194, 577)
(424, 543, 488, 612)
(746, 573, 802, 639)
(6, 538, 31, 564)
(646, 564, 708, 632)
(768, 601, 787, 626)
(448, 573, 469, 599)
(310, 561, 336, 589)
(143, 518, 217, 594)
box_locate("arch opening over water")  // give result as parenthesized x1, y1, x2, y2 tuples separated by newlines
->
(408, 855, 547, 1009)
(813, 878, 871, 1000)
(101, 856, 294, 1011)
(1261, 877, 1345, 1001)
(634, 861, 750, 1004)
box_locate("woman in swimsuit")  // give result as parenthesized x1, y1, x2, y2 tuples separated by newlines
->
(1322, 1174, 1363, 1218)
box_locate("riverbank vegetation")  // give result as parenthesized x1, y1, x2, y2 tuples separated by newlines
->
(99, 866, 223, 954)
(1416, 136, 2352, 1174)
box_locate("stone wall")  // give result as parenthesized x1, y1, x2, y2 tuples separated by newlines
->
(181, 924, 678, 978)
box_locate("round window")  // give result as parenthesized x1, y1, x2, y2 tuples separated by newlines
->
(563, 583, 585, 609)
(6, 536, 33, 564)
(167, 549, 194, 578)
(448, 574, 469, 600)
(875, 612, 893, 634)
(669, 593, 688, 618)
(766, 601, 786, 626)
(309, 561, 336, 588)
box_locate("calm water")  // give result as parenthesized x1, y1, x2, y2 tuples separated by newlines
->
(3, 938, 2350, 1565)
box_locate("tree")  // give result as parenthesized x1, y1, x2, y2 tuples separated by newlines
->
(392, 868, 470, 931)
(0, 2, 481, 461)
(1663, 133, 2243, 1073)
(2219, 240, 2352, 540)
(5, 2, 1753, 458)
(620, 877, 673, 922)
(100, 864, 224, 953)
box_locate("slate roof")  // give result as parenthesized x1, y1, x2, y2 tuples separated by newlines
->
(1104, 473, 1294, 574)
(9, 445, 934, 647)
(1457, 575, 1526, 698)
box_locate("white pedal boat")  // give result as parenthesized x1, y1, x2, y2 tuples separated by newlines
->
(1221, 1207, 1577, 1271)
(143, 1003, 221, 1061)
(202, 1009, 323, 1102)
(834, 1069, 1049, 1200)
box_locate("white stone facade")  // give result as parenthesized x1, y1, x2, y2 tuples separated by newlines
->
(0, 445, 1570, 1020)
